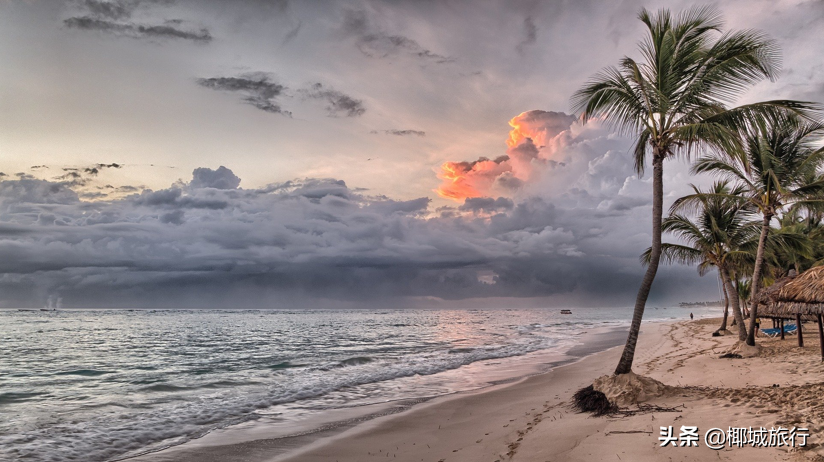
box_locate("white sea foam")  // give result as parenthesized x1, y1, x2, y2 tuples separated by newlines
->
(0, 306, 712, 461)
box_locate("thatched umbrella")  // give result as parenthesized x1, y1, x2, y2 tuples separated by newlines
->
(775, 266, 824, 310)
(754, 272, 800, 342)
(761, 267, 824, 357)
(754, 272, 797, 317)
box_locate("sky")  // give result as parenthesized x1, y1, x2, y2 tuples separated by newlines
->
(1, 0, 823, 308)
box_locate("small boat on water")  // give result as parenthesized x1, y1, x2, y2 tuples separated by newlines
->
(560, 309, 572, 314)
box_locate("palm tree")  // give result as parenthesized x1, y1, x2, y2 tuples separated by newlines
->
(643, 181, 758, 341)
(572, 6, 811, 374)
(772, 202, 824, 274)
(691, 117, 824, 345)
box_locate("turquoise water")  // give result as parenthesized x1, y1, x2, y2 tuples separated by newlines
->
(0, 306, 714, 461)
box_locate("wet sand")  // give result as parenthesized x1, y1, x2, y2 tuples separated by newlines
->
(275, 318, 824, 461)
(124, 326, 629, 462)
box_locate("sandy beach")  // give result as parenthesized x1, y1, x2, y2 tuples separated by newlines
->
(127, 316, 824, 462)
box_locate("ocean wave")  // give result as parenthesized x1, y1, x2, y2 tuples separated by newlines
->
(269, 361, 306, 370)
(0, 392, 44, 405)
(54, 369, 114, 377)
(2, 338, 561, 461)
(0, 308, 642, 462)
(338, 356, 374, 367)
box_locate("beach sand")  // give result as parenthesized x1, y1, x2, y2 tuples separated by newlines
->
(133, 318, 824, 461)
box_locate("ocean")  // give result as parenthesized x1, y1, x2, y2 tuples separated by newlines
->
(0, 305, 717, 461)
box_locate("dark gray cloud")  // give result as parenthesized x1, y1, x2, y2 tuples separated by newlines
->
(64, 16, 213, 42)
(0, 178, 79, 206)
(64, 0, 212, 42)
(365, 197, 430, 215)
(282, 20, 302, 44)
(133, 187, 229, 209)
(0, 158, 717, 308)
(458, 196, 514, 213)
(516, 16, 537, 54)
(371, 129, 425, 137)
(264, 177, 353, 200)
(4, 0, 772, 308)
(81, 0, 132, 20)
(159, 209, 185, 225)
(56, 170, 85, 184)
(197, 75, 363, 118)
(191, 166, 241, 189)
(300, 83, 365, 117)
(27, 163, 127, 192)
(84, 163, 122, 176)
(495, 173, 524, 190)
(341, 9, 454, 64)
(197, 74, 291, 116)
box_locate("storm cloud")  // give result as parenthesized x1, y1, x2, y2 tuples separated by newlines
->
(341, 9, 454, 64)
(65, 16, 212, 42)
(300, 83, 365, 117)
(80, 0, 132, 20)
(62, 0, 213, 42)
(0, 160, 715, 308)
(198, 74, 291, 116)
(5, 0, 810, 308)
(371, 129, 425, 137)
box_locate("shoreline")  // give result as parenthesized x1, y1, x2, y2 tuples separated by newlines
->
(124, 324, 631, 462)
(138, 316, 824, 462)
(274, 324, 644, 462)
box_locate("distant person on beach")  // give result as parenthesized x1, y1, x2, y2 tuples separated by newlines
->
(755, 317, 761, 337)
(690, 312, 693, 320)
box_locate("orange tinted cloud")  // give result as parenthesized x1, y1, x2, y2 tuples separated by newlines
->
(436, 156, 511, 200)
(436, 110, 576, 201)
(507, 110, 577, 148)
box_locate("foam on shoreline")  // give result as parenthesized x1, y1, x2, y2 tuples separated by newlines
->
(123, 325, 629, 462)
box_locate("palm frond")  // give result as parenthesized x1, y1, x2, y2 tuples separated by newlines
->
(641, 243, 704, 266)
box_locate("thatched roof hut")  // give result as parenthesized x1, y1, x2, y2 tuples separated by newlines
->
(773, 266, 824, 314)
(753, 271, 818, 320)
(754, 273, 797, 319)
(756, 266, 824, 356)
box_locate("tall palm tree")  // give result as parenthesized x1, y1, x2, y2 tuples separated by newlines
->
(690, 117, 824, 345)
(572, 6, 811, 374)
(643, 181, 758, 341)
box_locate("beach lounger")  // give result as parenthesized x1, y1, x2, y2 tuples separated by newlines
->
(760, 324, 797, 338)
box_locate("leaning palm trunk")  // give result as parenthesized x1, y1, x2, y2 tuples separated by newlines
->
(746, 214, 772, 346)
(721, 266, 748, 341)
(718, 277, 729, 332)
(720, 304, 729, 331)
(615, 156, 663, 375)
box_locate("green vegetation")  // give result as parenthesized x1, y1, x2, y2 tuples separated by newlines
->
(573, 5, 821, 375)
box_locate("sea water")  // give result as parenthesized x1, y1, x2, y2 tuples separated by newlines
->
(0, 306, 715, 461)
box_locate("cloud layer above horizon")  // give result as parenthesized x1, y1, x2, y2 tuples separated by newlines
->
(3, 0, 820, 307)
(0, 123, 715, 308)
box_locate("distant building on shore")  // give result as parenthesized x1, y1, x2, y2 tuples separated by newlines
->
(678, 300, 723, 307)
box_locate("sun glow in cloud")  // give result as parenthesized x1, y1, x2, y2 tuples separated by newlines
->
(436, 110, 577, 201)
(435, 157, 511, 200)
